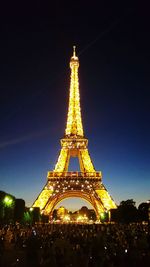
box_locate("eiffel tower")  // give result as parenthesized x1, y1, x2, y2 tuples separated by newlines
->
(33, 47, 116, 219)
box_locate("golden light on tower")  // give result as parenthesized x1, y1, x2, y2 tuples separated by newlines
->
(65, 45, 83, 137)
(32, 47, 117, 219)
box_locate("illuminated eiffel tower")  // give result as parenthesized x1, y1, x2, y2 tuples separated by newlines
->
(33, 47, 116, 219)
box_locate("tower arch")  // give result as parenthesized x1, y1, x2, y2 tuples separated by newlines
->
(44, 190, 99, 219)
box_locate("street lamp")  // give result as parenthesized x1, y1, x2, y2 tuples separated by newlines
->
(100, 212, 106, 221)
(3, 195, 14, 223)
(3, 195, 13, 207)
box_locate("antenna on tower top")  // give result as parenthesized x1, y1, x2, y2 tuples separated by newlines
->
(73, 45, 76, 57)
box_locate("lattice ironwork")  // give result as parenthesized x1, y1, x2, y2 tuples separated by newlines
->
(32, 47, 116, 219)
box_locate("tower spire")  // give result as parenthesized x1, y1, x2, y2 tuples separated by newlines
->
(65, 46, 84, 137)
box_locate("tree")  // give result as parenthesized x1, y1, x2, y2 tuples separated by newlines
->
(117, 199, 138, 223)
(0, 191, 27, 224)
(110, 208, 118, 222)
(14, 199, 25, 222)
(30, 207, 41, 223)
(79, 206, 89, 216)
(138, 202, 149, 222)
(0, 191, 6, 222)
(3, 194, 15, 223)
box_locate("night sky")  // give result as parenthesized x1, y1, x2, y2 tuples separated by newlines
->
(0, 2, 150, 210)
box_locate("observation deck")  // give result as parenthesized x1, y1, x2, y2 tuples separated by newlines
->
(47, 171, 102, 181)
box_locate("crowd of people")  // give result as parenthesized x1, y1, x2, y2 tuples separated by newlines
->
(0, 222, 150, 267)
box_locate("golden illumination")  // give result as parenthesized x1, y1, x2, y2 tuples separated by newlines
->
(33, 189, 53, 210)
(32, 46, 117, 219)
(80, 149, 95, 172)
(96, 189, 117, 210)
(63, 215, 70, 222)
(54, 148, 69, 173)
(53, 47, 96, 173)
(65, 46, 83, 137)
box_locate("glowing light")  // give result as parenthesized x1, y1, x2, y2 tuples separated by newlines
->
(80, 149, 95, 172)
(63, 215, 70, 222)
(33, 189, 53, 210)
(54, 148, 68, 173)
(65, 47, 83, 136)
(96, 189, 117, 210)
(3, 195, 13, 207)
(32, 47, 117, 218)
(77, 214, 88, 223)
(100, 212, 105, 220)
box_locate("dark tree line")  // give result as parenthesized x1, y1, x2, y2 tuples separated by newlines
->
(0, 190, 48, 225)
(110, 199, 150, 223)
(0, 191, 149, 224)
(0, 190, 25, 224)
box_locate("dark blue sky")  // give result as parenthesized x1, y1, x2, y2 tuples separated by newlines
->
(0, 1, 150, 209)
